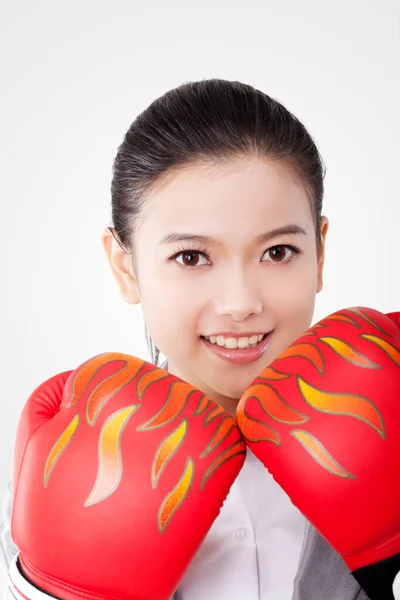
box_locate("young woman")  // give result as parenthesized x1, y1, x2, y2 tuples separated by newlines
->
(1, 79, 395, 599)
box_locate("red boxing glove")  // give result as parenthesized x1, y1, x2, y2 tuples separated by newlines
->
(387, 311, 400, 328)
(12, 353, 246, 600)
(237, 307, 400, 600)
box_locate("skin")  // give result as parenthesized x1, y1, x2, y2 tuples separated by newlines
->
(102, 157, 329, 416)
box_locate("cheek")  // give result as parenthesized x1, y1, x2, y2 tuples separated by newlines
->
(137, 267, 204, 355)
(267, 261, 318, 351)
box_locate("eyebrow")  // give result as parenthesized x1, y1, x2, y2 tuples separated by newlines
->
(159, 225, 307, 246)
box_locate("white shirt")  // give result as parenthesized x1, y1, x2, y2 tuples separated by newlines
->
(0, 451, 307, 600)
(177, 449, 306, 599)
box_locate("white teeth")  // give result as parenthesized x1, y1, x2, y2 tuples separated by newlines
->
(216, 335, 226, 346)
(237, 337, 249, 349)
(204, 333, 266, 350)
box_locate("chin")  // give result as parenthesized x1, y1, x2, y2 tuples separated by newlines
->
(212, 374, 256, 402)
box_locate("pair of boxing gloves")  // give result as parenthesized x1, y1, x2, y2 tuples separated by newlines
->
(9, 306, 400, 600)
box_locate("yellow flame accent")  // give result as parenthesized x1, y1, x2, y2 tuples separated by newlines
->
(43, 415, 80, 487)
(84, 405, 140, 506)
(361, 334, 400, 366)
(291, 430, 355, 478)
(298, 378, 384, 437)
(319, 337, 380, 369)
(152, 420, 188, 488)
(158, 458, 194, 533)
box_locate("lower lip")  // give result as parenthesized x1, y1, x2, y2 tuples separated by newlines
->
(201, 333, 272, 364)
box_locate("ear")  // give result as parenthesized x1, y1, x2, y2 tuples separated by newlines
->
(101, 228, 141, 304)
(316, 216, 329, 294)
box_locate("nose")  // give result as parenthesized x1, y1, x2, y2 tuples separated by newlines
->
(213, 264, 264, 322)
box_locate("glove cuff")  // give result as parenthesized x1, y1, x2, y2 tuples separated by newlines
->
(7, 555, 55, 600)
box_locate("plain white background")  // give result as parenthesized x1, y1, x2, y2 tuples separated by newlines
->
(0, 0, 399, 490)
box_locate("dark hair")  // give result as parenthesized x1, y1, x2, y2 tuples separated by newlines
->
(109, 79, 326, 365)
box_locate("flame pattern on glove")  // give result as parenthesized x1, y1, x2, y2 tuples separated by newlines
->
(43, 355, 245, 533)
(238, 307, 399, 479)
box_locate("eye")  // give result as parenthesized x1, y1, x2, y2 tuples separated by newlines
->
(176, 251, 208, 267)
(262, 245, 299, 263)
(169, 246, 211, 268)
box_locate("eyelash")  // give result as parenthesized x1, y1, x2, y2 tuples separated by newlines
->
(168, 244, 301, 268)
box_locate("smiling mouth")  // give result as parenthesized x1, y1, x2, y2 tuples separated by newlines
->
(200, 333, 268, 350)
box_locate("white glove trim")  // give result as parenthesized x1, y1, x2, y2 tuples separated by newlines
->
(6, 555, 53, 600)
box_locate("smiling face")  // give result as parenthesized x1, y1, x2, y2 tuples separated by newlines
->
(104, 156, 328, 414)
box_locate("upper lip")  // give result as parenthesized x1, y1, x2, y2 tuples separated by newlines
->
(202, 331, 269, 338)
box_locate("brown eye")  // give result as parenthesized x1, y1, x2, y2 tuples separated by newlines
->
(175, 251, 209, 267)
(181, 252, 199, 266)
(270, 246, 287, 261)
(263, 245, 295, 263)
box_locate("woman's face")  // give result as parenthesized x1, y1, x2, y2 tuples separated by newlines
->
(106, 157, 328, 414)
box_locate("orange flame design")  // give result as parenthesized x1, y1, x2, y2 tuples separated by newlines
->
(319, 337, 380, 369)
(152, 420, 188, 489)
(137, 367, 170, 400)
(68, 352, 143, 408)
(84, 405, 140, 506)
(277, 343, 324, 374)
(200, 441, 246, 490)
(322, 313, 360, 327)
(297, 378, 385, 437)
(243, 384, 309, 425)
(346, 308, 389, 334)
(204, 405, 226, 424)
(86, 359, 144, 426)
(138, 382, 196, 430)
(258, 366, 291, 380)
(236, 403, 281, 445)
(200, 417, 240, 457)
(361, 334, 400, 366)
(194, 395, 212, 415)
(43, 414, 80, 487)
(302, 330, 317, 337)
(290, 430, 355, 478)
(158, 458, 194, 533)
(64, 353, 143, 426)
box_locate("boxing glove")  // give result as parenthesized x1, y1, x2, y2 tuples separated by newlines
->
(12, 353, 246, 600)
(237, 307, 400, 599)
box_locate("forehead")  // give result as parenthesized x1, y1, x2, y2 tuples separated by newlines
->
(138, 157, 313, 237)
